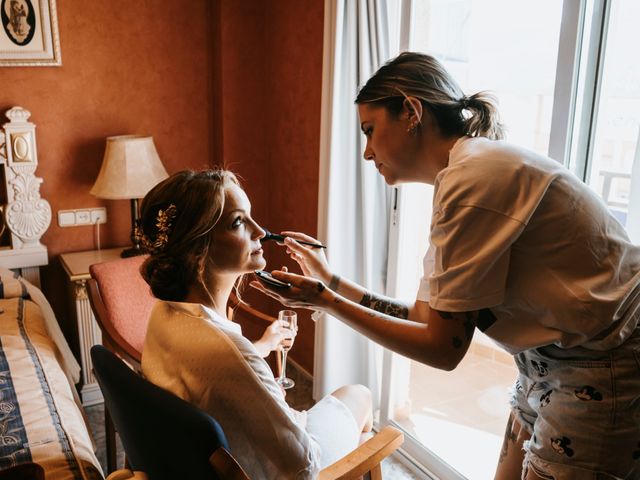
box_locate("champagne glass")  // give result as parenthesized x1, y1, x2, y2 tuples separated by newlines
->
(276, 310, 298, 389)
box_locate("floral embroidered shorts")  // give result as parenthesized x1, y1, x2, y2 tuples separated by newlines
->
(511, 328, 640, 479)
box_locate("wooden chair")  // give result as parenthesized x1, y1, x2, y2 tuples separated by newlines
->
(86, 256, 281, 473)
(92, 346, 403, 480)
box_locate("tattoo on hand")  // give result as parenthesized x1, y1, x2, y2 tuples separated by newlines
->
(360, 292, 409, 319)
(316, 282, 325, 293)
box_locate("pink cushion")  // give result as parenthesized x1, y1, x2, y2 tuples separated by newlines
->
(89, 255, 155, 354)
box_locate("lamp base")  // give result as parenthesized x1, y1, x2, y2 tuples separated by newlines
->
(120, 244, 145, 258)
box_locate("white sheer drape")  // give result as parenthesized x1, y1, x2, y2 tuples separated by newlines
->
(313, 0, 398, 402)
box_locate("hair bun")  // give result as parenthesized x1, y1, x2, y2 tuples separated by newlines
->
(141, 254, 191, 301)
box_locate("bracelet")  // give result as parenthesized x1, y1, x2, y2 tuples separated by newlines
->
(328, 274, 341, 292)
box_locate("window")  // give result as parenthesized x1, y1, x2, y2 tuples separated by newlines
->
(569, 0, 640, 238)
(378, 1, 639, 478)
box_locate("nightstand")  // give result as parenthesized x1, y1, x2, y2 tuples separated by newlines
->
(60, 247, 125, 406)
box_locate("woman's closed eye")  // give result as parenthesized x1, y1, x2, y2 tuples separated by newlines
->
(363, 127, 373, 137)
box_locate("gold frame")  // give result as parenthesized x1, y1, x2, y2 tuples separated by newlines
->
(0, 0, 61, 66)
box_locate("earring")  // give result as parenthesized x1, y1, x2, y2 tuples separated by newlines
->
(407, 120, 419, 135)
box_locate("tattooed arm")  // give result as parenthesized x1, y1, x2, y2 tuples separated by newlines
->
(324, 274, 412, 319)
(253, 270, 484, 371)
(328, 295, 480, 370)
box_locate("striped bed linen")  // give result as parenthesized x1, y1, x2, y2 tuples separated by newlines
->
(0, 295, 103, 479)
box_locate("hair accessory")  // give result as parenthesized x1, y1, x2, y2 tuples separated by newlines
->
(142, 204, 178, 253)
(461, 96, 470, 109)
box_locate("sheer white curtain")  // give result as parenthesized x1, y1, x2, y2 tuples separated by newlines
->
(313, 0, 398, 402)
(627, 128, 640, 244)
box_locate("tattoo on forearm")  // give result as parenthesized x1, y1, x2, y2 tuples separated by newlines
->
(333, 297, 342, 304)
(498, 415, 517, 464)
(328, 274, 341, 292)
(360, 292, 409, 319)
(316, 281, 325, 293)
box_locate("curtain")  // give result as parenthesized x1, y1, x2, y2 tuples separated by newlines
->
(313, 0, 398, 403)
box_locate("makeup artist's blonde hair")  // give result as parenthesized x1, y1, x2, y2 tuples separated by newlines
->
(356, 52, 505, 140)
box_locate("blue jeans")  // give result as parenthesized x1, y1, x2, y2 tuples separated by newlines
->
(511, 327, 640, 479)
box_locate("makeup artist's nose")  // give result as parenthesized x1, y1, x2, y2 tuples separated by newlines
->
(363, 146, 375, 162)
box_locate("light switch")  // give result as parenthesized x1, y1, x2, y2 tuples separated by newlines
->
(58, 210, 76, 227)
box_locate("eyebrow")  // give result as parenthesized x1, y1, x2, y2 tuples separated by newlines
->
(226, 209, 246, 217)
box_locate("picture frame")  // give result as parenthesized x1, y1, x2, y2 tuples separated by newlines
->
(0, 0, 60, 66)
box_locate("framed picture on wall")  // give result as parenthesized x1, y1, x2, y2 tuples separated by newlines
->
(0, 0, 60, 66)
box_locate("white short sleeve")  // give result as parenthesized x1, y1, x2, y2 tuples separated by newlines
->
(417, 244, 435, 302)
(428, 205, 525, 312)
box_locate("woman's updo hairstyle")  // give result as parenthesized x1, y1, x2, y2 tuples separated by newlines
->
(139, 169, 240, 301)
(356, 52, 505, 140)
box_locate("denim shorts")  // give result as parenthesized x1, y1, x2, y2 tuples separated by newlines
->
(511, 327, 640, 479)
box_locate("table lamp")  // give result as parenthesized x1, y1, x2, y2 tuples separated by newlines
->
(91, 135, 169, 257)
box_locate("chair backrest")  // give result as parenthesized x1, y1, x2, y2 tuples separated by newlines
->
(91, 345, 232, 480)
(88, 255, 154, 369)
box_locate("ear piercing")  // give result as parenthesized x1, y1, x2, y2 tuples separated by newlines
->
(408, 120, 419, 135)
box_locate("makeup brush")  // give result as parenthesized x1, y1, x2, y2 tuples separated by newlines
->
(261, 229, 327, 249)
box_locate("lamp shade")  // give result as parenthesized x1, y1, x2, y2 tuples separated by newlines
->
(90, 135, 169, 200)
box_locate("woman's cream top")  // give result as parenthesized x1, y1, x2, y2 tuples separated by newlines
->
(141, 300, 321, 479)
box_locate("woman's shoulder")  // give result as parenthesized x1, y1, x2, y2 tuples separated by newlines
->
(436, 137, 566, 219)
(448, 137, 560, 175)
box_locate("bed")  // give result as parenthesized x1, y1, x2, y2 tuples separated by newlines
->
(0, 107, 104, 479)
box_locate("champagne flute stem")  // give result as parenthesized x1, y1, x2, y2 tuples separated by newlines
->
(280, 349, 288, 382)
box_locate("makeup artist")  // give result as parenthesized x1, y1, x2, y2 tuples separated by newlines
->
(252, 52, 640, 480)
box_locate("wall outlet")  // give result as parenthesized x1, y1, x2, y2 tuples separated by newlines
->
(58, 208, 108, 227)
(75, 210, 91, 225)
(90, 207, 107, 224)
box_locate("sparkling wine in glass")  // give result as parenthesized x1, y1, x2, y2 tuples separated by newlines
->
(276, 310, 298, 389)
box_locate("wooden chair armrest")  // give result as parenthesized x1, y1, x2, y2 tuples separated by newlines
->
(228, 291, 277, 326)
(227, 291, 283, 376)
(106, 469, 149, 480)
(319, 426, 404, 480)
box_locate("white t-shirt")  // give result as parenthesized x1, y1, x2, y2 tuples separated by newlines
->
(417, 136, 640, 354)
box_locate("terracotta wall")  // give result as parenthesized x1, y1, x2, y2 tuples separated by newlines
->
(218, 0, 324, 374)
(0, 0, 324, 375)
(0, 0, 216, 361)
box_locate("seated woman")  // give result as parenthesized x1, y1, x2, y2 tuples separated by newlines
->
(138, 169, 373, 479)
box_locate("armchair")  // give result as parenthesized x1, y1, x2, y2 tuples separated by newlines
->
(91, 345, 404, 480)
(86, 257, 282, 473)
